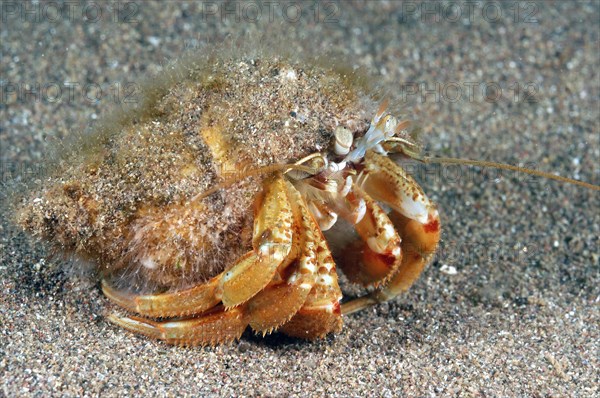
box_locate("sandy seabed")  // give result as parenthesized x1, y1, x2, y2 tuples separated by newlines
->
(1, 1, 598, 397)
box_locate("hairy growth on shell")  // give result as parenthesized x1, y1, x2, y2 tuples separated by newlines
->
(17, 53, 376, 292)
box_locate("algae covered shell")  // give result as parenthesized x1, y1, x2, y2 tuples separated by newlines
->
(16, 47, 444, 345)
(16, 53, 374, 292)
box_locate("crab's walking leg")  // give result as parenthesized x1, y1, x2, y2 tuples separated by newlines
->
(107, 307, 247, 346)
(101, 276, 222, 318)
(246, 181, 319, 334)
(221, 176, 294, 308)
(103, 176, 293, 317)
(104, 176, 298, 345)
(335, 185, 402, 287)
(342, 151, 441, 315)
(279, 229, 343, 339)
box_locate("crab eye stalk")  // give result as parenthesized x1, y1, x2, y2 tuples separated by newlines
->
(333, 126, 353, 156)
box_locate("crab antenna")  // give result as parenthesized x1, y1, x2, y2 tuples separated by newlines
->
(423, 156, 600, 191)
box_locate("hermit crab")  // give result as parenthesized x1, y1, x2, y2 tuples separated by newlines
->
(16, 53, 598, 346)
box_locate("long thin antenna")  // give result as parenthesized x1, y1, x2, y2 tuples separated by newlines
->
(423, 156, 600, 191)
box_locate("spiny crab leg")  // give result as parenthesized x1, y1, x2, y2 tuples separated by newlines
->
(221, 176, 294, 308)
(104, 175, 347, 345)
(104, 176, 298, 345)
(107, 307, 248, 346)
(335, 185, 403, 287)
(103, 176, 294, 319)
(246, 180, 319, 334)
(279, 233, 343, 339)
(358, 151, 436, 225)
(341, 151, 441, 315)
